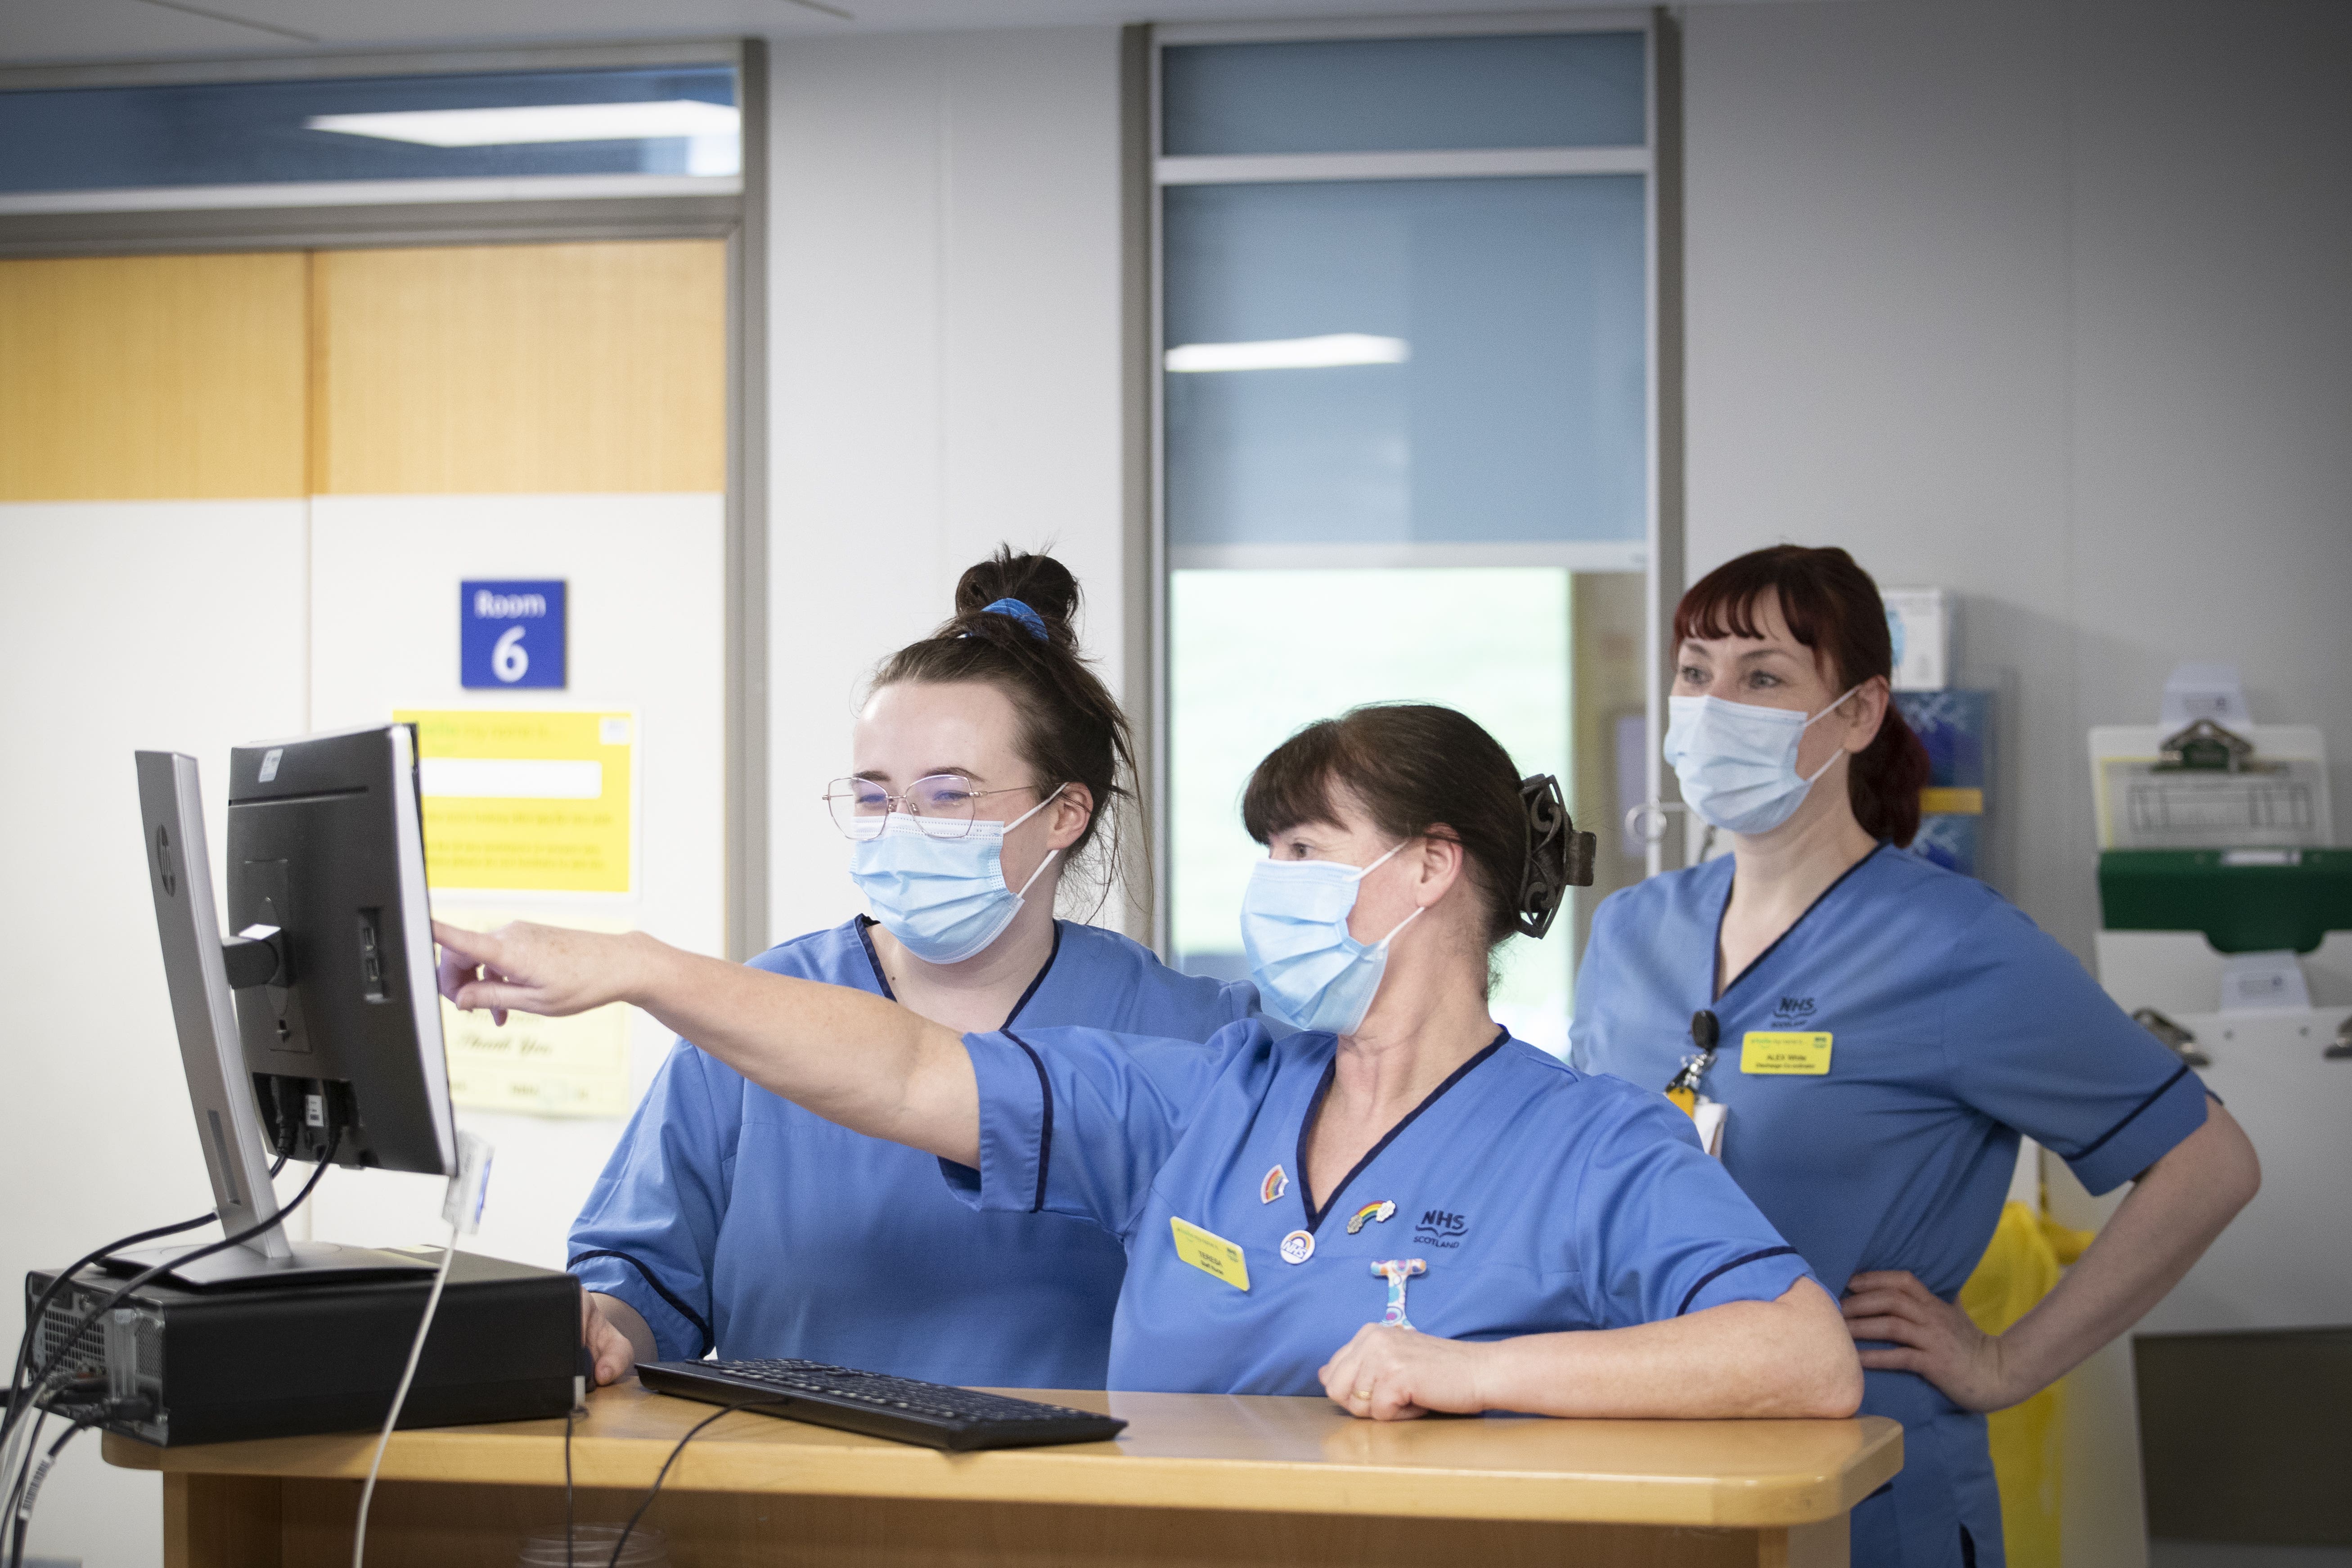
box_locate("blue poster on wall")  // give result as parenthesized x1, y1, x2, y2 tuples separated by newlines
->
(461, 580, 567, 689)
(1895, 689, 1993, 879)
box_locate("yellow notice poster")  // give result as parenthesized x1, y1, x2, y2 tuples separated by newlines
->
(436, 908, 632, 1117)
(396, 709, 634, 894)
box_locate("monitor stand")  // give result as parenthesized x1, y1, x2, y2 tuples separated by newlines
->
(99, 1239, 437, 1290)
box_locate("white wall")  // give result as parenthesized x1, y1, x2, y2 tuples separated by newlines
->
(0, 500, 311, 1568)
(1681, 3, 2352, 1561)
(303, 493, 728, 1269)
(765, 26, 1133, 947)
(1682, 0, 2352, 962)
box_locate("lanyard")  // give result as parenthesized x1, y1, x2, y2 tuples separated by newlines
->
(1664, 1009, 1720, 1114)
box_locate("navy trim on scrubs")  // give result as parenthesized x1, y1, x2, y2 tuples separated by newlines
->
(1292, 1029, 1508, 1233)
(1007, 925, 1064, 1022)
(2067, 1061, 2191, 1164)
(1675, 1244, 1801, 1316)
(567, 1247, 716, 1356)
(1711, 842, 1886, 1001)
(1002, 1028, 1056, 1213)
(868, 914, 1069, 1214)
(854, 915, 894, 997)
(856, 913, 1065, 1024)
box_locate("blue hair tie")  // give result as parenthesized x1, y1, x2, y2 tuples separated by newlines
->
(976, 598, 1050, 641)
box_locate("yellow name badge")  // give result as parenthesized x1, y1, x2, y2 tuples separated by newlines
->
(1169, 1217, 1250, 1292)
(1740, 1032, 1833, 1075)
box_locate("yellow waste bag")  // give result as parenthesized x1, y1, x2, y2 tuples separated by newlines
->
(1957, 1200, 2097, 1568)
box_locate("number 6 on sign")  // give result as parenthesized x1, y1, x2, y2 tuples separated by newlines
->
(461, 579, 567, 689)
(491, 625, 530, 683)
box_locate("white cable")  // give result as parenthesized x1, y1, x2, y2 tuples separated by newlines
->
(350, 1223, 459, 1568)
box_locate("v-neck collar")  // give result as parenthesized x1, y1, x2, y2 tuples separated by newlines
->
(1708, 842, 1886, 1005)
(854, 914, 1063, 1029)
(1292, 1028, 1509, 1235)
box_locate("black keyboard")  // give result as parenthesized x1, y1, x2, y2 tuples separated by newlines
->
(634, 1359, 1128, 1451)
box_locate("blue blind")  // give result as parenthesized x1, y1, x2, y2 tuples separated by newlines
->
(1164, 175, 1647, 549)
(1163, 34, 1645, 157)
(0, 66, 737, 194)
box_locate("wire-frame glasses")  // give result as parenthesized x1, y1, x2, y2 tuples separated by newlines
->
(823, 774, 1041, 840)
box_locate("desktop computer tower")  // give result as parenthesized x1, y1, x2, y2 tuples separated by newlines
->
(25, 1250, 577, 1447)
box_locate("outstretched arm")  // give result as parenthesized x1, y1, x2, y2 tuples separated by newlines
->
(1318, 1278, 1863, 1422)
(435, 921, 981, 1166)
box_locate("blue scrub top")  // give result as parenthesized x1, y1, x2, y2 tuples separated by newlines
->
(1571, 845, 2211, 1568)
(568, 917, 1259, 1388)
(947, 1021, 1818, 1397)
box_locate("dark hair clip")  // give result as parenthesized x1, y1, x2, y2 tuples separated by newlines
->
(1516, 773, 1594, 940)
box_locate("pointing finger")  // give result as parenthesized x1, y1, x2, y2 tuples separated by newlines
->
(452, 978, 540, 1015)
(433, 920, 503, 966)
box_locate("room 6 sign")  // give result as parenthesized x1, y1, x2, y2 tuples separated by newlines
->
(461, 580, 567, 689)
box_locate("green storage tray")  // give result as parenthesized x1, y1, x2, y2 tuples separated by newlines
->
(2098, 849, 2352, 954)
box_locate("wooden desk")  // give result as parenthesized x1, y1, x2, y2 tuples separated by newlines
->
(105, 1382, 1900, 1568)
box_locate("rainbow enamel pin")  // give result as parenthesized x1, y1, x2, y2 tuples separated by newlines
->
(1345, 1200, 1396, 1235)
(1260, 1164, 1289, 1204)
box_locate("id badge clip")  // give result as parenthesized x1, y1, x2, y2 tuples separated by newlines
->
(1664, 1010, 1727, 1158)
(1664, 1009, 1718, 1115)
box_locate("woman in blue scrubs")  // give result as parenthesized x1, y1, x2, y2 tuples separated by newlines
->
(565, 550, 1258, 1390)
(1570, 545, 2262, 1567)
(444, 703, 1866, 1420)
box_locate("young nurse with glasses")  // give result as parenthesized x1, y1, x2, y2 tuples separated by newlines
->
(1571, 545, 2260, 1568)
(563, 549, 1260, 1389)
(445, 703, 1865, 1423)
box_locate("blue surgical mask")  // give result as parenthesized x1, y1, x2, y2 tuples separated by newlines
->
(850, 785, 1065, 965)
(1661, 686, 1862, 836)
(1240, 843, 1423, 1036)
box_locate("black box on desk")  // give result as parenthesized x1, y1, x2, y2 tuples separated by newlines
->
(24, 1249, 576, 1447)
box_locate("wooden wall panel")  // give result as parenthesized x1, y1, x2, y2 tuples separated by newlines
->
(0, 253, 308, 501)
(312, 240, 726, 495)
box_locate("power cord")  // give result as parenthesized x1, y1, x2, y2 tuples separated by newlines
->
(1, 1152, 319, 1538)
(2, 1383, 150, 1568)
(605, 1398, 790, 1568)
(0, 1154, 288, 1460)
(5, 1408, 103, 1568)
(565, 1343, 591, 1568)
(348, 1127, 490, 1568)
(0, 1405, 52, 1568)
(348, 1222, 460, 1568)
(13, 1139, 335, 1446)
(565, 1404, 578, 1568)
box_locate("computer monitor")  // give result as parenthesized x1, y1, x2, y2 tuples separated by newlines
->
(122, 723, 454, 1287)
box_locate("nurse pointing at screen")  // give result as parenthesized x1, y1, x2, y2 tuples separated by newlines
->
(441, 702, 1866, 1422)
(565, 550, 1259, 1392)
(1571, 545, 2261, 1568)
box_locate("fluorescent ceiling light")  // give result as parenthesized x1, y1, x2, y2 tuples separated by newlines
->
(306, 100, 739, 148)
(1165, 333, 1411, 373)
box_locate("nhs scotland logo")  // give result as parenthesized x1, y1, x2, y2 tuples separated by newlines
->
(461, 580, 567, 689)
